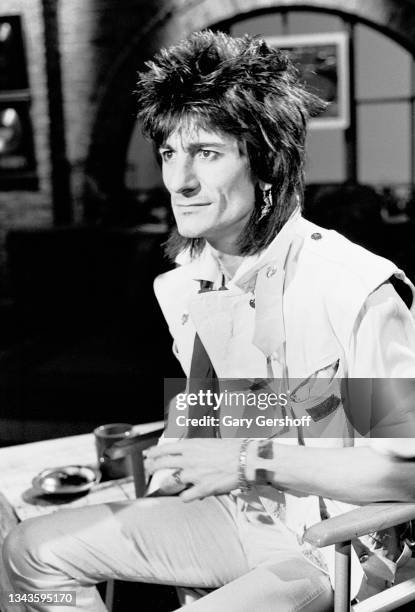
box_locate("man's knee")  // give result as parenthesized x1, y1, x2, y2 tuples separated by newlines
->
(3, 518, 56, 580)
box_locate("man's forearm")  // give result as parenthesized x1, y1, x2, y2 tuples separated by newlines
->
(246, 441, 415, 504)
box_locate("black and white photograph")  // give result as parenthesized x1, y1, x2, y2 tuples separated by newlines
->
(266, 32, 349, 129)
(1, 2, 415, 611)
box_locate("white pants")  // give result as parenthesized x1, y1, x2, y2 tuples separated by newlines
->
(3, 495, 333, 611)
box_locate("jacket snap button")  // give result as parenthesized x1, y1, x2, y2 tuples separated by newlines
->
(311, 232, 322, 240)
(266, 265, 277, 278)
(249, 298, 255, 309)
(359, 553, 369, 564)
(181, 313, 189, 325)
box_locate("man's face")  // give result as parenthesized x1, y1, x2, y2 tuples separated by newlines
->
(159, 126, 256, 253)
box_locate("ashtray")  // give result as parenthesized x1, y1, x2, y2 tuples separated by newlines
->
(32, 465, 100, 495)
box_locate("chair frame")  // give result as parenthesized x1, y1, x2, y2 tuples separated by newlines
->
(108, 433, 415, 612)
(304, 502, 415, 612)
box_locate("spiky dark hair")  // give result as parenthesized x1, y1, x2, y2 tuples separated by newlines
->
(136, 30, 326, 260)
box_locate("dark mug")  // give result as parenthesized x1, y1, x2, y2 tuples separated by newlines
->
(94, 423, 133, 481)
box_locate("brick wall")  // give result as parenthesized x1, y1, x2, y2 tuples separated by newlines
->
(0, 0, 51, 296)
(0, 0, 154, 296)
(58, 0, 158, 218)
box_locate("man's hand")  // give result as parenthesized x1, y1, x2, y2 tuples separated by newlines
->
(145, 439, 242, 502)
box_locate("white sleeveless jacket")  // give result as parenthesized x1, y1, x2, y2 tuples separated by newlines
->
(153, 214, 415, 595)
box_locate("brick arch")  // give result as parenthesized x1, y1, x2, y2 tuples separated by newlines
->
(84, 0, 415, 222)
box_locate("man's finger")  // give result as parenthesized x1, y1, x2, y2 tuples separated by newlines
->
(179, 481, 214, 502)
(146, 443, 185, 458)
(180, 485, 206, 503)
(145, 456, 184, 473)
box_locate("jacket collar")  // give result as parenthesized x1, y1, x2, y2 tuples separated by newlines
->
(175, 208, 302, 290)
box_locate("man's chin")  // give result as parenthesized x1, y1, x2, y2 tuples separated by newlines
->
(175, 225, 205, 239)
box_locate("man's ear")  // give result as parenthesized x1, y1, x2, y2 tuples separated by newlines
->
(258, 180, 272, 192)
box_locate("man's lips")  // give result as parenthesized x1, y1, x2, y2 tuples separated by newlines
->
(174, 203, 211, 213)
(174, 203, 211, 207)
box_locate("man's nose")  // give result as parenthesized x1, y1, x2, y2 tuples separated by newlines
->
(168, 158, 199, 195)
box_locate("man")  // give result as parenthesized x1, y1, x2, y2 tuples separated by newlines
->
(4, 30, 415, 611)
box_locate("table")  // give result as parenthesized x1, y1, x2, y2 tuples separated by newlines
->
(0, 421, 164, 611)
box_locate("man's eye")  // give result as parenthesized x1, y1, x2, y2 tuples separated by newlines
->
(160, 150, 174, 162)
(198, 150, 217, 160)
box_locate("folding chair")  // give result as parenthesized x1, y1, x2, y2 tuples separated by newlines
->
(304, 502, 415, 611)
(108, 432, 415, 612)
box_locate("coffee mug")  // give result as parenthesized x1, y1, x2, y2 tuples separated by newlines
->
(94, 423, 133, 481)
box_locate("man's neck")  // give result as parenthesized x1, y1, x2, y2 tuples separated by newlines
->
(209, 247, 245, 280)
